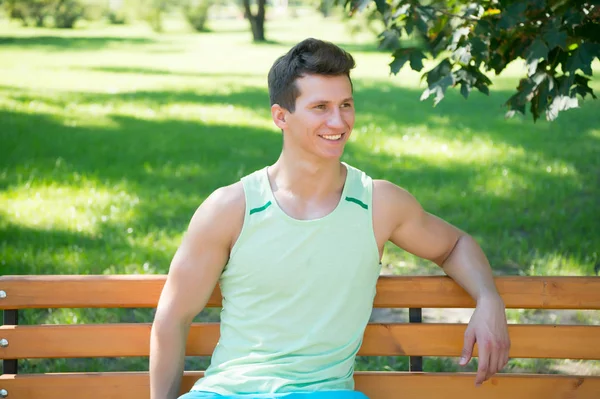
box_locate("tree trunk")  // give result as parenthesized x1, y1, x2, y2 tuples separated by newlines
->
(242, 0, 266, 42)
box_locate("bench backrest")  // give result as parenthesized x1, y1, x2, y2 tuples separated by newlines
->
(1, 275, 599, 399)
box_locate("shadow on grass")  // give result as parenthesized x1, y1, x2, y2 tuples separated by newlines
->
(3, 84, 270, 115)
(0, 35, 156, 50)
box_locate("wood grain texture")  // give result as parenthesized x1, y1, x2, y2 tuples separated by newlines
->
(2, 323, 598, 360)
(1, 372, 599, 399)
(1, 275, 599, 309)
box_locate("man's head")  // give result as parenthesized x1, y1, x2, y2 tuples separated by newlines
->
(268, 38, 355, 113)
(268, 39, 357, 160)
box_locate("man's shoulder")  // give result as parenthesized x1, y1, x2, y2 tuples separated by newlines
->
(188, 182, 245, 248)
(371, 179, 424, 238)
(204, 181, 245, 216)
(372, 179, 420, 211)
(372, 179, 409, 198)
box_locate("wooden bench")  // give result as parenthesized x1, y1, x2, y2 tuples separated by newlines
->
(1, 275, 599, 398)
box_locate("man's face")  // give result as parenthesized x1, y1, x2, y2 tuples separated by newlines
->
(274, 74, 355, 160)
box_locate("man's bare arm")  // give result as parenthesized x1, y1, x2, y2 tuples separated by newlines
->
(373, 180, 510, 386)
(149, 183, 244, 399)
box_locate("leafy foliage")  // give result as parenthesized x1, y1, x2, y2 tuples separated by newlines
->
(3, 0, 54, 27)
(182, 0, 215, 32)
(136, 0, 177, 33)
(2, 0, 91, 28)
(345, 0, 600, 122)
(53, 0, 85, 28)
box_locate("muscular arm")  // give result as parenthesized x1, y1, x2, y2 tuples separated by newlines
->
(149, 183, 244, 399)
(374, 180, 510, 386)
(376, 181, 498, 301)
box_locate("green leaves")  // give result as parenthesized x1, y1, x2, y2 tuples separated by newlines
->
(469, 36, 489, 62)
(526, 39, 549, 76)
(373, 0, 389, 16)
(421, 73, 454, 106)
(348, 0, 599, 121)
(420, 62, 492, 105)
(420, 59, 454, 105)
(345, 0, 371, 14)
(409, 50, 426, 71)
(389, 48, 426, 74)
(543, 29, 568, 51)
(497, 2, 527, 30)
(547, 94, 579, 122)
(572, 74, 597, 100)
(565, 43, 599, 76)
(455, 66, 492, 98)
(503, 69, 597, 122)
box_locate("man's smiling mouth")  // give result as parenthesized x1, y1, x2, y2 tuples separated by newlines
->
(320, 133, 345, 141)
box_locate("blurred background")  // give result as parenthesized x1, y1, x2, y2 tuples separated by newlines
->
(0, 0, 599, 378)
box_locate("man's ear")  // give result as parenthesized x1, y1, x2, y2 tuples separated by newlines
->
(271, 104, 287, 130)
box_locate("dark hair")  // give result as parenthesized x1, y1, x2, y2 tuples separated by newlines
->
(267, 38, 355, 112)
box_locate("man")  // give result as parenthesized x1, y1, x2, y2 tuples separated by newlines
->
(150, 38, 510, 399)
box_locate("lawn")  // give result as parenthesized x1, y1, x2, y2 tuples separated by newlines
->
(1, 8, 599, 376)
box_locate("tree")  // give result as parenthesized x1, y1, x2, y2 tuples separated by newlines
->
(3, 0, 51, 27)
(242, 0, 267, 42)
(53, 0, 85, 28)
(2, 0, 85, 28)
(319, 0, 335, 17)
(138, 0, 171, 32)
(182, 0, 215, 32)
(344, 0, 600, 122)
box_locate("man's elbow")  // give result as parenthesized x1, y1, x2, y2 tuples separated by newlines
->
(152, 308, 191, 338)
(437, 233, 470, 267)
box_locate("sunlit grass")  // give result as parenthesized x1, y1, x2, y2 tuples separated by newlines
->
(1, 183, 138, 235)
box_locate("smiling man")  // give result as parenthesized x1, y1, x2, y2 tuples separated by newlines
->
(149, 38, 510, 399)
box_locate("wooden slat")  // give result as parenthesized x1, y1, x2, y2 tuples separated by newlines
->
(353, 372, 600, 399)
(2, 323, 599, 360)
(1, 275, 600, 310)
(0, 275, 220, 309)
(359, 324, 600, 359)
(1, 372, 599, 399)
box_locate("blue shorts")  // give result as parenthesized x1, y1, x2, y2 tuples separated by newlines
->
(179, 391, 369, 399)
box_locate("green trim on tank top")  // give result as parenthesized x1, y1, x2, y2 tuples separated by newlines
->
(344, 196, 368, 210)
(249, 201, 272, 215)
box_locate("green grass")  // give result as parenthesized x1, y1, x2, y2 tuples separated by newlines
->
(1, 10, 599, 376)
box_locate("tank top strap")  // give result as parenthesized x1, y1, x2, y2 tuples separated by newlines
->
(240, 166, 274, 218)
(341, 162, 373, 212)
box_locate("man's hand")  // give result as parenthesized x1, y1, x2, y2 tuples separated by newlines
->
(459, 294, 511, 386)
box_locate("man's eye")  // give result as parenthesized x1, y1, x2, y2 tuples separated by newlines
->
(341, 103, 352, 108)
(315, 105, 326, 110)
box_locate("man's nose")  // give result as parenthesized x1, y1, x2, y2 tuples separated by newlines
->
(327, 109, 345, 129)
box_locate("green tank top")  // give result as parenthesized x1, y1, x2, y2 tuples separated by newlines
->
(192, 163, 382, 395)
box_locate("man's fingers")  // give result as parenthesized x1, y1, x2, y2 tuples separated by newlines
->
(460, 329, 475, 366)
(498, 354, 507, 375)
(488, 342, 499, 381)
(498, 343, 509, 372)
(475, 342, 489, 387)
(500, 340, 511, 371)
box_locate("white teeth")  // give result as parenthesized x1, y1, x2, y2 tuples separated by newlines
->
(321, 134, 342, 141)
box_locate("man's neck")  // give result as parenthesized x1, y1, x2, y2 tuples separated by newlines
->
(268, 151, 346, 202)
